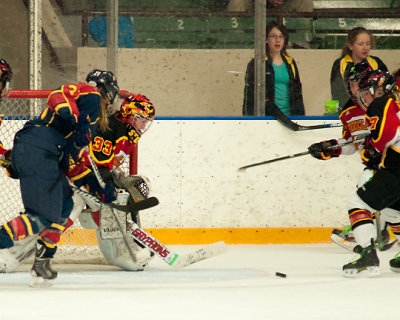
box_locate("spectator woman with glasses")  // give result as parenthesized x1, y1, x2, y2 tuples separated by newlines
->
(242, 21, 305, 116)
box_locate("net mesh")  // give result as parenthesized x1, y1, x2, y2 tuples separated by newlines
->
(0, 90, 131, 264)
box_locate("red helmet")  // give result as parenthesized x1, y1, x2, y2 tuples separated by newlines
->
(116, 94, 155, 136)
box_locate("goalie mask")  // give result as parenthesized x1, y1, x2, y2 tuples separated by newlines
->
(0, 59, 12, 98)
(86, 69, 119, 104)
(357, 70, 395, 110)
(116, 95, 155, 137)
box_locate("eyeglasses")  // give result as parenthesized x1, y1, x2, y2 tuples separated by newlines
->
(268, 34, 285, 40)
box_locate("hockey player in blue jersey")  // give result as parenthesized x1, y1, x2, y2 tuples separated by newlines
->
(0, 69, 119, 286)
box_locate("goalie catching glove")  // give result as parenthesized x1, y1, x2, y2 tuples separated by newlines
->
(361, 137, 382, 170)
(308, 139, 342, 160)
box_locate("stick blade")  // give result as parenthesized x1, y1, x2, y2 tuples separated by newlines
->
(171, 241, 227, 269)
(129, 196, 159, 211)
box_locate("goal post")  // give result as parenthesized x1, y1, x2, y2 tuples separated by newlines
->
(0, 89, 137, 263)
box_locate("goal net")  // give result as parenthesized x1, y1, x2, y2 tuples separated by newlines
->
(0, 90, 134, 264)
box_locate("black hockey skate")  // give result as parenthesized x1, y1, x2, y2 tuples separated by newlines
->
(342, 243, 380, 277)
(389, 251, 400, 272)
(29, 243, 57, 287)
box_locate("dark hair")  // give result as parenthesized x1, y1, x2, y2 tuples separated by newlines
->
(266, 21, 289, 57)
(341, 27, 375, 57)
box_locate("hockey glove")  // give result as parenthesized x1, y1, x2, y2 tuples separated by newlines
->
(308, 139, 342, 160)
(101, 182, 117, 203)
(0, 149, 17, 178)
(77, 172, 117, 203)
(73, 112, 91, 149)
(361, 137, 382, 170)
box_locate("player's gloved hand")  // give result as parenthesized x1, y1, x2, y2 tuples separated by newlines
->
(73, 112, 91, 149)
(101, 182, 117, 203)
(80, 173, 117, 203)
(308, 139, 342, 160)
(361, 137, 381, 170)
(0, 149, 10, 167)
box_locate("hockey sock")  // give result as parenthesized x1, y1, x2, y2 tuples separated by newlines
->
(38, 218, 73, 258)
(0, 214, 40, 248)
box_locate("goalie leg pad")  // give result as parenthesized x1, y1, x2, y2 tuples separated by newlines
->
(96, 233, 152, 271)
(78, 210, 100, 230)
(0, 236, 37, 273)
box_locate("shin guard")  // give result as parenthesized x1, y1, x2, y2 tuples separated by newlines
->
(38, 218, 72, 258)
(0, 214, 40, 248)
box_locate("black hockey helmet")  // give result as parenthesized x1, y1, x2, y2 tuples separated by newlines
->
(357, 69, 395, 109)
(0, 59, 12, 96)
(344, 62, 372, 100)
(86, 69, 119, 104)
(358, 70, 395, 96)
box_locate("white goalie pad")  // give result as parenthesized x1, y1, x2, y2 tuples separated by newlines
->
(0, 235, 37, 273)
(76, 197, 153, 271)
(99, 204, 126, 240)
(96, 234, 153, 271)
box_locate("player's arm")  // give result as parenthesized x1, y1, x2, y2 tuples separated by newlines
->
(67, 152, 116, 203)
(367, 99, 400, 152)
(47, 84, 81, 127)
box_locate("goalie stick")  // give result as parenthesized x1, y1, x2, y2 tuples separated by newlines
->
(73, 185, 227, 268)
(238, 133, 368, 171)
(270, 103, 343, 131)
(79, 150, 157, 264)
(72, 186, 159, 212)
(127, 219, 227, 269)
(83, 152, 227, 268)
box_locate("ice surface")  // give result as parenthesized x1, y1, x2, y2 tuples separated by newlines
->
(1, 244, 399, 320)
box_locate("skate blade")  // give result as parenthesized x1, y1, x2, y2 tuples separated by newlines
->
(390, 266, 400, 273)
(29, 273, 55, 288)
(343, 266, 380, 278)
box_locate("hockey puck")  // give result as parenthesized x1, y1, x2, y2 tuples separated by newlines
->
(275, 272, 287, 278)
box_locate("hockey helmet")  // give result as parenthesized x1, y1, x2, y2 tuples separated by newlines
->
(357, 70, 395, 109)
(116, 94, 155, 136)
(0, 59, 12, 97)
(344, 62, 372, 101)
(86, 69, 119, 104)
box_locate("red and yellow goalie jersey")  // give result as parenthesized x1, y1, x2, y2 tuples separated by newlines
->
(365, 95, 400, 169)
(89, 114, 139, 171)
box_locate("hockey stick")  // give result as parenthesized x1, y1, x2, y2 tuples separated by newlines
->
(85, 147, 106, 189)
(238, 134, 368, 171)
(238, 150, 309, 171)
(72, 186, 159, 212)
(83, 150, 159, 264)
(270, 103, 343, 131)
(374, 211, 398, 251)
(72, 185, 227, 268)
(84, 151, 227, 268)
(127, 219, 227, 269)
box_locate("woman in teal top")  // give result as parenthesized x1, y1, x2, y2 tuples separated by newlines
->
(243, 21, 305, 116)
